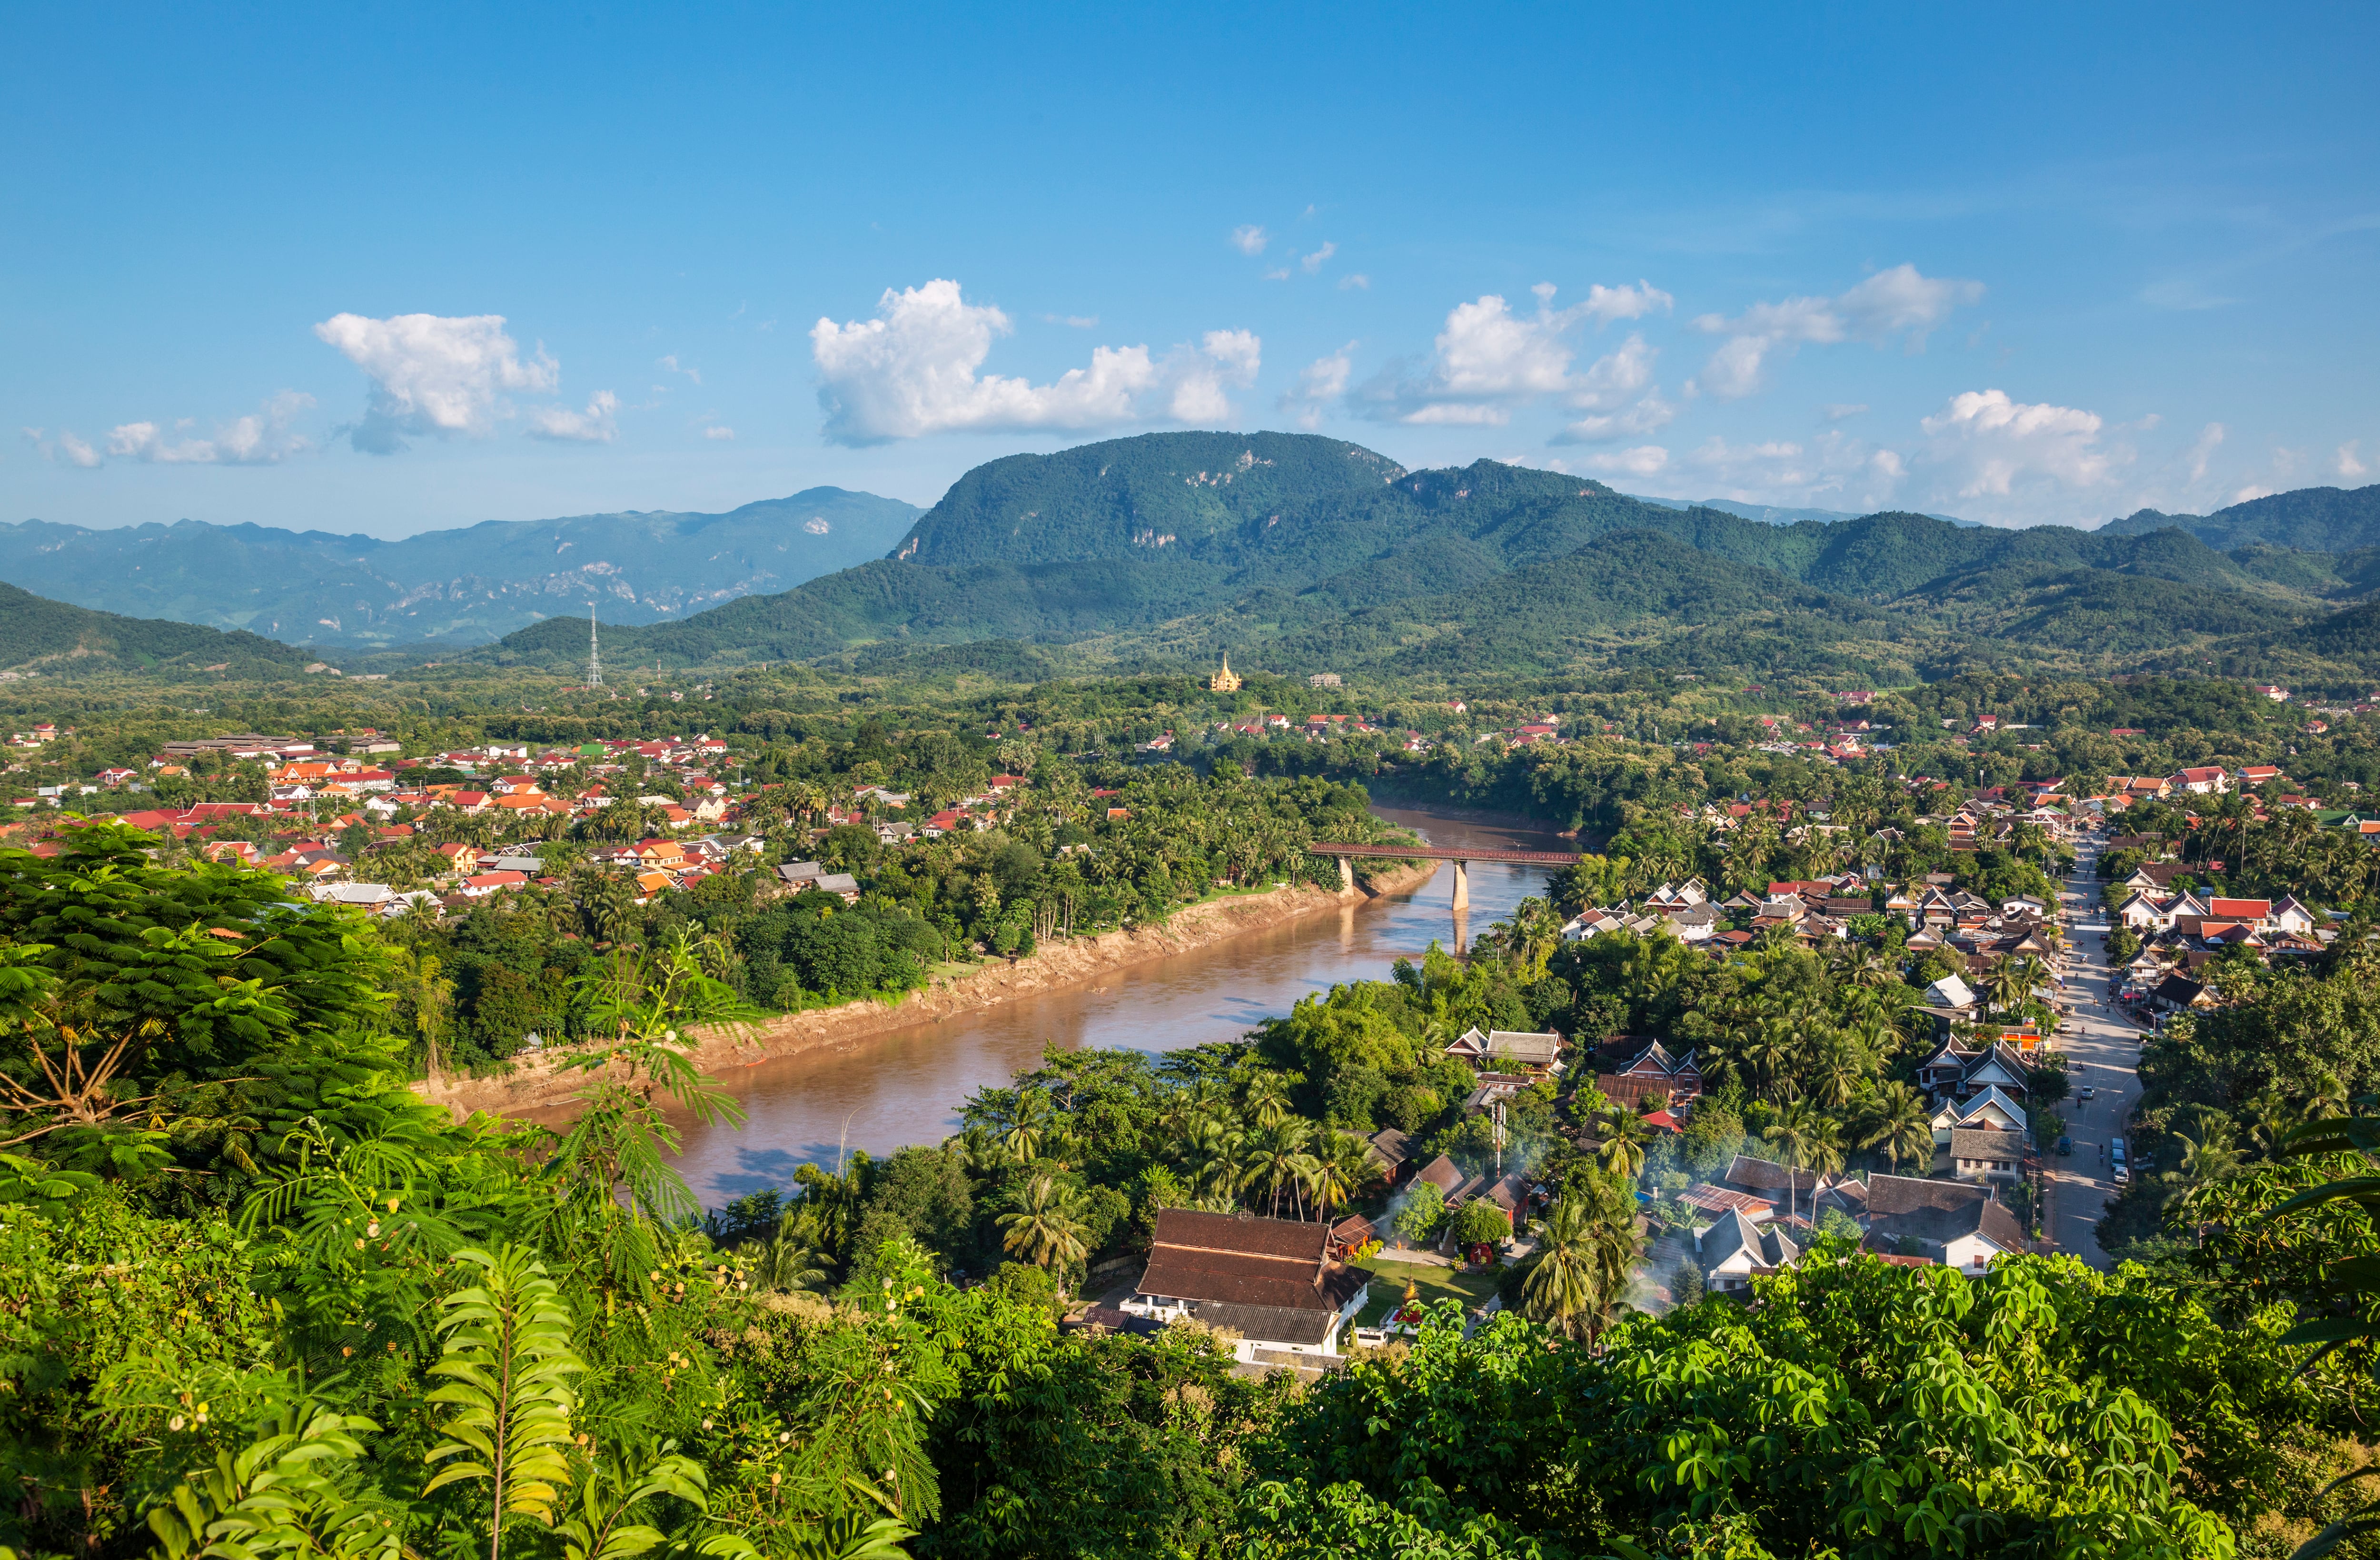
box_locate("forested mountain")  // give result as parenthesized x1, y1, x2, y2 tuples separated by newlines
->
(0, 579, 311, 676)
(2099, 483, 2380, 553)
(0, 487, 921, 648)
(483, 431, 2360, 679)
(1627, 493, 1977, 527)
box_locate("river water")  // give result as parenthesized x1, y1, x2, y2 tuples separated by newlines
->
(668, 805, 1567, 1206)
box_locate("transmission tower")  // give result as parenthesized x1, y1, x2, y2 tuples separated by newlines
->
(586, 604, 604, 687)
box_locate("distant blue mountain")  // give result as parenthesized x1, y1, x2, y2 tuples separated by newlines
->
(1626, 494, 1982, 528)
(0, 487, 923, 648)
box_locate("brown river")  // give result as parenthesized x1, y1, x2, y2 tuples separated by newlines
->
(668, 805, 1568, 1206)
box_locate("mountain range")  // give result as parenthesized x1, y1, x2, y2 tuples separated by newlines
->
(0, 487, 921, 648)
(8, 433, 2380, 686)
(477, 432, 2380, 686)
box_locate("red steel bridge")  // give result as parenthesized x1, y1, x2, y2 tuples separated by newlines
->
(1307, 841, 1579, 909)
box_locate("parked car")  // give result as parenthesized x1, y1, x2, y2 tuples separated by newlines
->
(2056, 1136, 2073, 1156)
(2113, 1163, 2130, 1185)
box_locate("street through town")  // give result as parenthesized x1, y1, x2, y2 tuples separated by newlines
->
(2044, 826, 2144, 1268)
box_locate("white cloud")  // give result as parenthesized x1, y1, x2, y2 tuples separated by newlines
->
(527, 390, 620, 443)
(2185, 422, 2225, 481)
(1690, 263, 1982, 399)
(1300, 241, 1337, 275)
(1279, 342, 1358, 429)
(1569, 334, 1657, 410)
(1041, 314, 1100, 328)
(32, 393, 314, 467)
(1919, 388, 2117, 497)
(22, 428, 102, 468)
(1356, 282, 1673, 426)
(2232, 484, 2273, 504)
(1230, 225, 1268, 256)
(1583, 445, 1669, 476)
(810, 279, 1259, 443)
(704, 426, 735, 441)
(1820, 402, 1869, 421)
(1338, 273, 1370, 291)
(2340, 440, 2368, 479)
(658, 354, 702, 386)
(1262, 266, 1291, 282)
(1556, 394, 1675, 445)
(1168, 329, 1262, 422)
(1572, 281, 1675, 324)
(315, 312, 558, 454)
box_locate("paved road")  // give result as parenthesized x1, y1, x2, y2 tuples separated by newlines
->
(2043, 829, 2146, 1268)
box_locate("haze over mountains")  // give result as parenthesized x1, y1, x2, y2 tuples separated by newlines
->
(4, 431, 2380, 686)
(0, 488, 921, 648)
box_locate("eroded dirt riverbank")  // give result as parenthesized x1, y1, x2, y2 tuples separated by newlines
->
(414, 862, 1435, 1120)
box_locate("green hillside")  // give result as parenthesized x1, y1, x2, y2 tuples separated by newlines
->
(478, 431, 2359, 680)
(0, 580, 312, 675)
(2098, 483, 2380, 553)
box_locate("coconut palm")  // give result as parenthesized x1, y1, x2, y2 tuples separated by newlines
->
(1238, 1118, 1321, 1220)
(999, 1087, 1056, 1163)
(752, 1211, 829, 1293)
(1762, 1103, 1821, 1226)
(1313, 1132, 1380, 1220)
(1805, 1030, 1865, 1109)
(997, 1172, 1091, 1272)
(1520, 1192, 1599, 1339)
(1855, 1081, 1935, 1176)
(1242, 1071, 1294, 1130)
(1595, 1107, 1651, 1183)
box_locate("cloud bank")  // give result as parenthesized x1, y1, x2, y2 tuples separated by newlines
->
(1690, 264, 1983, 398)
(810, 279, 1260, 444)
(314, 312, 561, 453)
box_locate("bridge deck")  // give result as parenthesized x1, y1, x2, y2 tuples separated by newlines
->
(1309, 842, 1579, 865)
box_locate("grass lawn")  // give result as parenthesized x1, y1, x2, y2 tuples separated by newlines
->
(1351, 1257, 1504, 1327)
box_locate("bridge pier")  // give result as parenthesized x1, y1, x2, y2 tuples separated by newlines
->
(1450, 859, 1469, 911)
(1338, 855, 1355, 894)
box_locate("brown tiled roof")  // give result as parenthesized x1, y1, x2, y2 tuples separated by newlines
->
(1415, 1154, 1465, 1194)
(1189, 1301, 1339, 1345)
(1682, 1185, 1771, 1216)
(1723, 1154, 1817, 1193)
(1136, 1209, 1360, 1313)
(1868, 1197, 2027, 1254)
(1950, 1128, 2027, 1160)
(1864, 1173, 1988, 1217)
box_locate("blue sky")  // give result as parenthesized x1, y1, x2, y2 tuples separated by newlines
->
(5, 3, 2375, 536)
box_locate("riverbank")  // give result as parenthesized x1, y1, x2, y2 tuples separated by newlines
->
(413, 860, 1438, 1119)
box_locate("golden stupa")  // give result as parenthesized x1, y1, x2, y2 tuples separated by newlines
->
(1209, 653, 1241, 693)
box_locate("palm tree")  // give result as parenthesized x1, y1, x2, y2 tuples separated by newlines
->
(1763, 1103, 1819, 1227)
(1856, 1082, 1935, 1176)
(752, 1211, 829, 1292)
(1242, 1072, 1293, 1130)
(1238, 1119, 1320, 1220)
(2174, 1126, 2242, 1193)
(1805, 1030, 1865, 1109)
(2238, 1088, 2292, 1160)
(1520, 1192, 1599, 1340)
(1595, 1107, 1650, 1183)
(1981, 957, 2029, 1022)
(1313, 1132, 1380, 1221)
(997, 1172, 1091, 1272)
(999, 1087, 1056, 1163)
